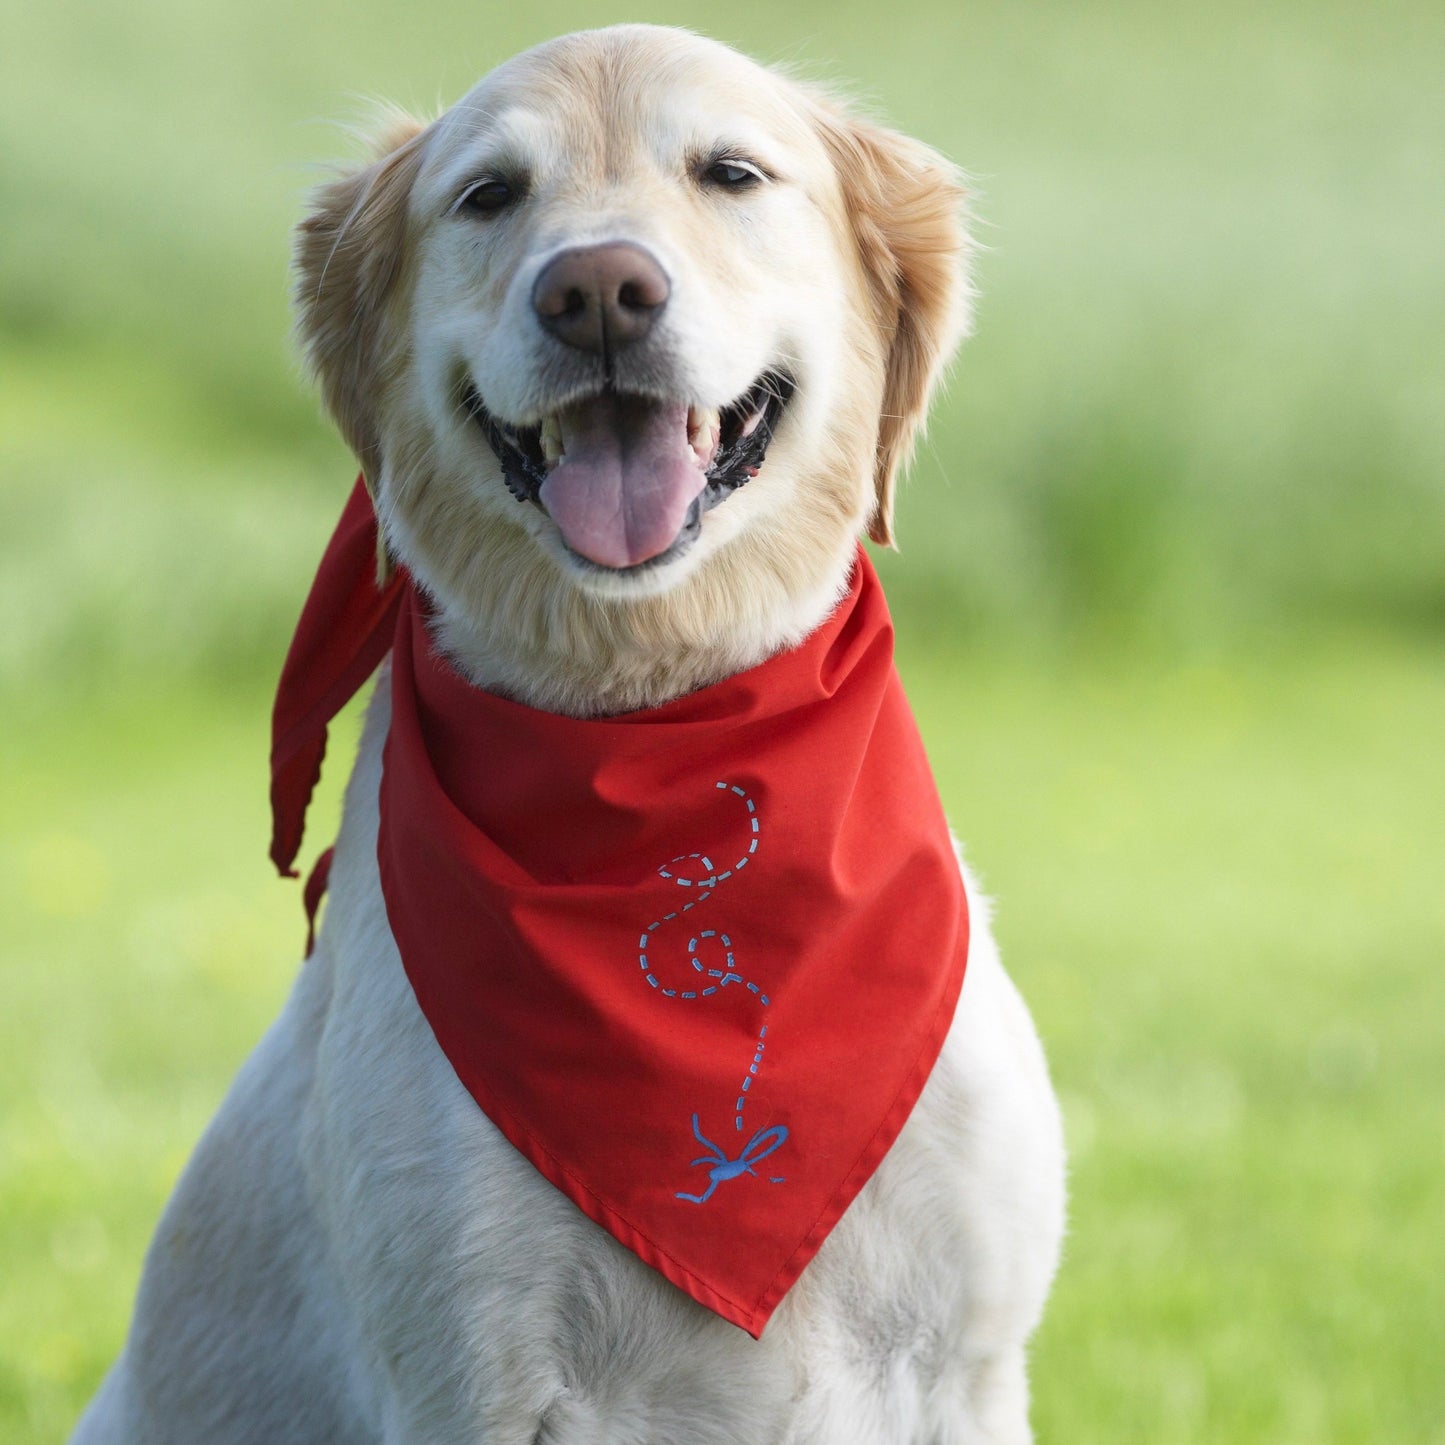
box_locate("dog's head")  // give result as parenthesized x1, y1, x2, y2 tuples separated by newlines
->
(296, 26, 970, 711)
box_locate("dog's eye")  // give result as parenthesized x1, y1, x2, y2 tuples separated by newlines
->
(455, 179, 520, 216)
(702, 158, 764, 191)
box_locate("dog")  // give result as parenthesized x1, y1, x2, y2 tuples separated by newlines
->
(73, 25, 1065, 1444)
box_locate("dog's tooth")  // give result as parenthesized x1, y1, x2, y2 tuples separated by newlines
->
(540, 416, 564, 466)
(689, 407, 720, 466)
(739, 408, 765, 439)
(688, 406, 719, 446)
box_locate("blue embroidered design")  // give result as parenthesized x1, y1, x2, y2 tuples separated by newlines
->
(636, 781, 789, 1201)
(734, 1023, 768, 1131)
(675, 1113, 789, 1204)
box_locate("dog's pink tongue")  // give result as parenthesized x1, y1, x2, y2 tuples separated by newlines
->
(539, 395, 705, 569)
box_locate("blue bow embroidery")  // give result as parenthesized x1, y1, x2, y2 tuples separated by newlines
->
(675, 1113, 789, 1204)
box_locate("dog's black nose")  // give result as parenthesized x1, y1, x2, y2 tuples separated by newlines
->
(532, 243, 670, 354)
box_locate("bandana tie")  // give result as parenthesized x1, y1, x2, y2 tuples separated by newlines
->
(271, 478, 969, 1336)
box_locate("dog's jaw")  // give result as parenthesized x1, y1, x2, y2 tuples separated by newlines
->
(381, 416, 867, 718)
(433, 555, 857, 717)
(459, 370, 797, 580)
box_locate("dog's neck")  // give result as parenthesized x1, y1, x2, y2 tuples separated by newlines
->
(425, 536, 858, 719)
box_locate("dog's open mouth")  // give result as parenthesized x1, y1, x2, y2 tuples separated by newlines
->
(461, 372, 794, 572)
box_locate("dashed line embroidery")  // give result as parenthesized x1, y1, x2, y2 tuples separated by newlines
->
(633, 781, 789, 1203)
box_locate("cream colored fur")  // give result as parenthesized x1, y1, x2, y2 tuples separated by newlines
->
(73, 26, 1064, 1444)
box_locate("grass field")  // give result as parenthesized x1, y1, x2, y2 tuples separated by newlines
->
(2, 0, 1442, 1439)
(4, 644, 1442, 1441)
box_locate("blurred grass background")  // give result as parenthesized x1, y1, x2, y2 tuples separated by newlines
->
(1, 0, 1441, 1440)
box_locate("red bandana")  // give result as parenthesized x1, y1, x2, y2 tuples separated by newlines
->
(271, 478, 969, 1337)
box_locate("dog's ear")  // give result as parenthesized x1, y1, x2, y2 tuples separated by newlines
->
(812, 102, 972, 547)
(294, 112, 429, 503)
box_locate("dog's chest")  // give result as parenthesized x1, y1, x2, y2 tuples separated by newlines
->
(299, 688, 979, 1442)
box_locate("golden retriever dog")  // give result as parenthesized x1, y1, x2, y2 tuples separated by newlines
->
(74, 25, 1064, 1444)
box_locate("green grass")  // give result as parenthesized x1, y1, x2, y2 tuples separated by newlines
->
(0, 689, 363, 1440)
(906, 638, 1445, 1441)
(2, 0, 1443, 1439)
(3, 643, 1442, 1441)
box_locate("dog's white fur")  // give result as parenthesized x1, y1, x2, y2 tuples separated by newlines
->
(74, 26, 1065, 1444)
